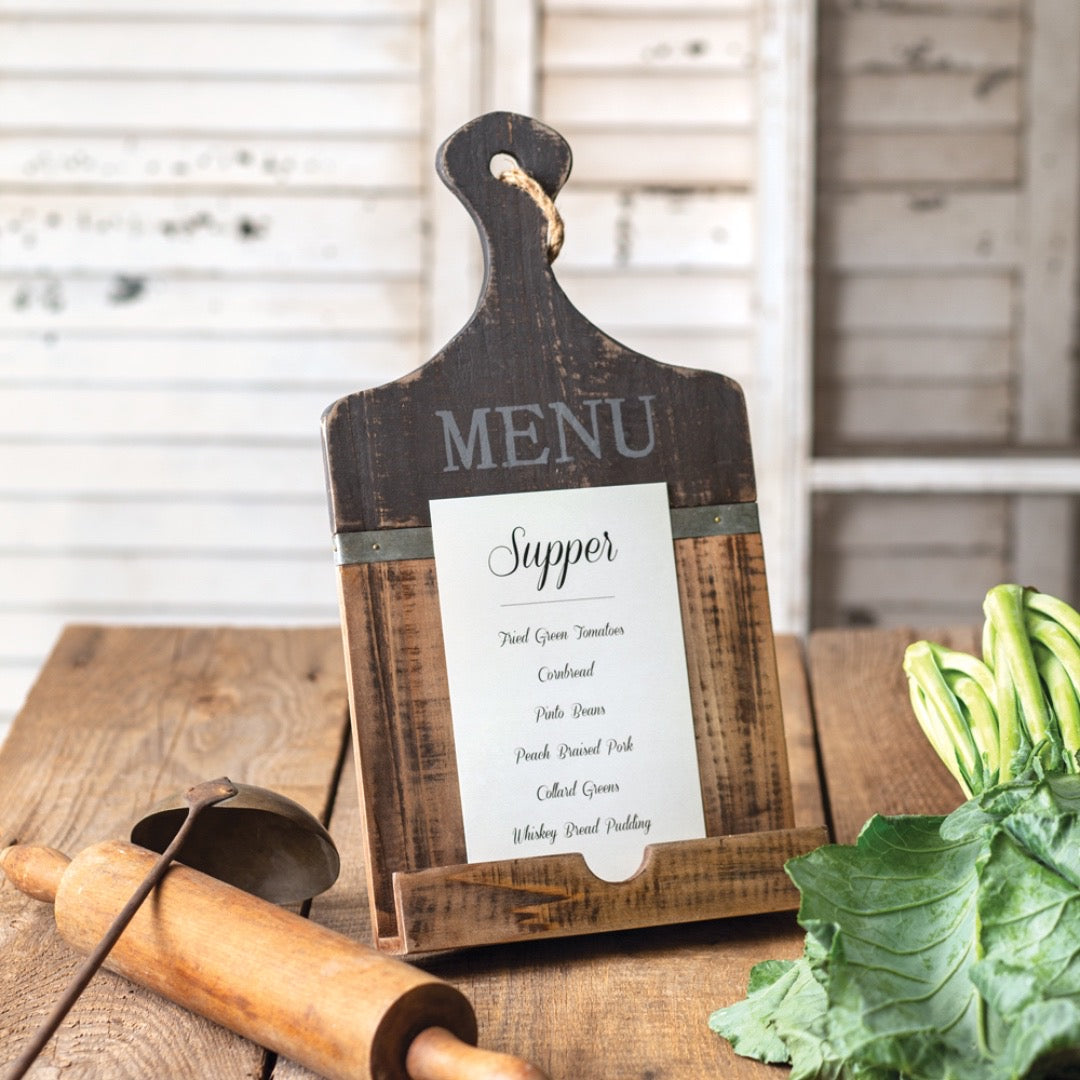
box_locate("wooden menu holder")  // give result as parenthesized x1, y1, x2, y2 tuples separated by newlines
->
(322, 112, 825, 956)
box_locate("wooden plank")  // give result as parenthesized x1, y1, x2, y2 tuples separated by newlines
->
(774, 633, 827, 831)
(818, 130, 1019, 186)
(556, 271, 753, 329)
(542, 73, 754, 126)
(822, 272, 1014, 331)
(818, 72, 1020, 127)
(0, 443, 325, 495)
(556, 189, 754, 270)
(817, 333, 1010, 381)
(324, 113, 801, 955)
(0, 387, 351, 438)
(1013, 496, 1080, 602)
(817, 9, 1021, 73)
(486, 0, 536, 115)
(0, 335, 420, 387)
(0, 19, 420, 76)
(562, 128, 754, 186)
(812, 492, 1009, 551)
(0, 194, 422, 275)
(0, 624, 349, 1077)
(0, 0, 420, 12)
(1, 276, 421, 331)
(602, 331, 754, 379)
(813, 382, 1011, 445)
(0, 134, 422, 191)
(821, 190, 1018, 269)
(545, 0, 754, 9)
(808, 626, 979, 843)
(810, 455, 1080, 494)
(1017, 0, 1080, 443)
(819, 0, 1021, 11)
(823, 552, 1008, 610)
(424, 0, 483, 355)
(0, 496, 328, 551)
(0, 663, 35, 731)
(812, 599, 1001, 630)
(0, 554, 336, 609)
(543, 13, 754, 72)
(0, 615, 83, 660)
(754, 0, 816, 636)
(0, 79, 421, 134)
(393, 827, 822, 953)
(276, 755, 811, 1080)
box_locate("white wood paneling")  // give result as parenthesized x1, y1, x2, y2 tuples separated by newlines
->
(822, 191, 1019, 269)
(0, 497, 328, 551)
(543, 13, 755, 71)
(2, 278, 422, 333)
(0, 20, 420, 76)
(811, 0, 1079, 628)
(0, 5, 432, 738)
(544, 74, 754, 126)
(1018, 0, 1080, 442)
(819, 73, 1021, 128)
(562, 130, 754, 186)
(0, 136, 422, 191)
(818, 9, 1021, 71)
(823, 273, 1014, 332)
(818, 131, 1019, 187)
(556, 190, 754, 269)
(538, 0, 815, 634)
(0, 1, 422, 12)
(1, 194, 423, 275)
(0, 336, 420, 387)
(0, 80, 423, 135)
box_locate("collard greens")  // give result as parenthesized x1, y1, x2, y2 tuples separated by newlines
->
(712, 586, 1080, 1077)
(710, 772, 1080, 1080)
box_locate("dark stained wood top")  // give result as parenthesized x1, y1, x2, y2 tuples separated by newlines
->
(322, 112, 754, 534)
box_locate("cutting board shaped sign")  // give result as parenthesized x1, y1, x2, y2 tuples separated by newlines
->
(321, 111, 824, 955)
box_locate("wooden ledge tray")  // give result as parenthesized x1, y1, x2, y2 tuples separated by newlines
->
(389, 827, 826, 955)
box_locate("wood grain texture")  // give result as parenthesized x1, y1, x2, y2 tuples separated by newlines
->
(322, 113, 754, 534)
(774, 634, 826, 830)
(324, 113, 799, 955)
(392, 825, 826, 954)
(282, 633, 824, 1080)
(0, 624, 349, 1079)
(337, 536, 804, 951)
(808, 625, 979, 844)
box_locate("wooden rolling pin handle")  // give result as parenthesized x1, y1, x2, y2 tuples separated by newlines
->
(408, 1026, 551, 1080)
(0, 843, 68, 903)
(1, 842, 550, 1080)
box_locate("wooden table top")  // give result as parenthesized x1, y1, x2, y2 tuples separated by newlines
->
(0, 623, 977, 1079)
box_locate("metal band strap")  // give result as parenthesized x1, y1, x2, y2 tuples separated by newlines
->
(333, 501, 759, 566)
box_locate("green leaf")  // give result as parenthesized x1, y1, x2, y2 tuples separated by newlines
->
(711, 774, 1080, 1078)
(790, 813, 987, 1077)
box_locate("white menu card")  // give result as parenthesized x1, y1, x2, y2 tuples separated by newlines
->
(429, 481, 706, 882)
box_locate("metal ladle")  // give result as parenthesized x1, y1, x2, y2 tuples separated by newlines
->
(130, 778, 340, 905)
(5, 776, 340, 1080)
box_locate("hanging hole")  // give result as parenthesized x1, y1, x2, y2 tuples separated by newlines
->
(489, 152, 519, 179)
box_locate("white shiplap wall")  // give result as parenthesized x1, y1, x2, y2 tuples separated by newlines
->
(0, 1, 430, 739)
(1, 0, 817, 743)
(811, 0, 1080, 627)
(539, 0, 815, 635)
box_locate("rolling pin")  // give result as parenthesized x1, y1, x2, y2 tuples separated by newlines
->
(0, 840, 548, 1080)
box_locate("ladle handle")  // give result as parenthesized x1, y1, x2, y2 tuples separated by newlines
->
(2, 779, 237, 1080)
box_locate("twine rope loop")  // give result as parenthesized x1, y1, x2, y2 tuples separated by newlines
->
(498, 166, 564, 263)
